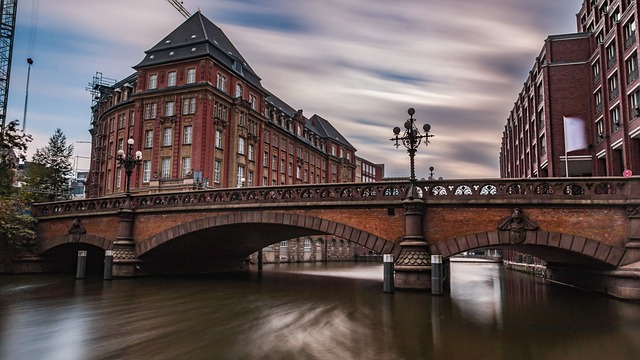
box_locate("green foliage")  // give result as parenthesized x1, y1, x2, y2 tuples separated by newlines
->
(0, 121, 36, 259)
(0, 196, 37, 256)
(23, 128, 74, 202)
(0, 120, 33, 196)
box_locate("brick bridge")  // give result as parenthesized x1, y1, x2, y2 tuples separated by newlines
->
(29, 178, 640, 300)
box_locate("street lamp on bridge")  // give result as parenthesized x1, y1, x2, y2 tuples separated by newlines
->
(116, 138, 142, 195)
(391, 108, 433, 198)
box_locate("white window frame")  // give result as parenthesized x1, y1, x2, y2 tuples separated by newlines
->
(165, 101, 175, 117)
(186, 68, 196, 84)
(215, 130, 222, 148)
(182, 157, 191, 178)
(143, 160, 152, 182)
(144, 130, 153, 148)
(238, 137, 246, 155)
(214, 159, 221, 183)
(161, 158, 171, 180)
(148, 74, 158, 89)
(183, 125, 193, 144)
(163, 127, 173, 146)
(167, 71, 177, 86)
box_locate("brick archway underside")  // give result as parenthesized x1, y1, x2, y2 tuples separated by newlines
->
(431, 230, 627, 268)
(39, 234, 113, 254)
(137, 211, 401, 259)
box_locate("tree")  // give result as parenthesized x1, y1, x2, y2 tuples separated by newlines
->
(23, 128, 74, 202)
(0, 120, 32, 196)
(0, 120, 36, 265)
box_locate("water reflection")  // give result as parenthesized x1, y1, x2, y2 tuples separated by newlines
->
(0, 264, 639, 360)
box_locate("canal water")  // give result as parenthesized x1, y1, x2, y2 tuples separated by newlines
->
(0, 262, 639, 360)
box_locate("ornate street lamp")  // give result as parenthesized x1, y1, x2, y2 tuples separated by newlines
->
(391, 108, 433, 198)
(116, 138, 142, 195)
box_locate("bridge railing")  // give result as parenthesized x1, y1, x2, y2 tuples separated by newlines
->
(30, 177, 640, 218)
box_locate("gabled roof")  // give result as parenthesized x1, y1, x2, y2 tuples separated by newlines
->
(134, 11, 262, 90)
(309, 114, 356, 151)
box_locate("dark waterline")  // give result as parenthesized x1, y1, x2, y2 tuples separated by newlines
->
(1, 262, 639, 360)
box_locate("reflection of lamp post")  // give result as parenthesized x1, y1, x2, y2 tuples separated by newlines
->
(116, 139, 142, 195)
(391, 108, 433, 198)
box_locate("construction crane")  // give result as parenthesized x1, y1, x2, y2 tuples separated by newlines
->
(166, 0, 191, 19)
(0, 0, 18, 133)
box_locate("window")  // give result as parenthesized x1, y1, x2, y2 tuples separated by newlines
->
(595, 90, 603, 112)
(538, 108, 545, 130)
(148, 74, 158, 89)
(596, 119, 604, 141)
(280, 241, 288, 247)
(116, 169, 122, 189)
(183, 125, 192, 144)
(339, 148, 344, 158)
(280, 159, 285, 174)
(249, 94, 257, 110)
(144, 130, 153, 148)
(627, 53, 638, 83)
(165, 101, 175, 117)
(611, 106, 621, 132)
(214, 159, 221, 183)
(161, 158, 171, 180)
(216, 73, 227, 92)
(237, 165, 245, 187)
(182, 97, 196, 115)
(186, 68, 196, 84)
(606, 43, 616, 68)
(215, 130, 223, 148)
(182, 157, 191, 178)
(630, 90, 640, 117)
(238, 137, 246, 155)
(296, 165, 301, 179)
(163, 127, 173, 146)
(272, 155, 277, 170)
(236, 83, 243, 98)
(167, 71, 176, 86)
(536, 82, 543, 103)
(248, 144, 255, 161)
(247, 171, 253, 186)
(609, 73, 619, 100)
(118, 138, 124, 151)
(263, 151, 269, 167)
(625, 18, 637, 49)
(540, 134, 546, 155)
(592, 61, 600, 83)
(143, 160, 151, 182)
(596, 30, 605, 44)
(331, 145, 336, 156)
(144, 103, 157, 119)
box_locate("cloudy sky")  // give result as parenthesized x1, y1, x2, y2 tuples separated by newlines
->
(7, 0, 584, 179)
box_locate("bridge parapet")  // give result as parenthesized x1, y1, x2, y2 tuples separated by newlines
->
(31, 177, 640, 219)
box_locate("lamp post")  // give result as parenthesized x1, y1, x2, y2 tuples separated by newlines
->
(116, 138, 143, 195)
(113, 138, 142, 277)
(390, 108, 435, 290)
(428, 166, 435, 180)
(391, 108, 433, 198)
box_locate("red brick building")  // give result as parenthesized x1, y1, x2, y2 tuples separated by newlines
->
(500, 0, 640, 178)
(87, 12, 383, 197)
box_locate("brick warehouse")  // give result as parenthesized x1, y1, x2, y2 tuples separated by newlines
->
(87, 11, 384, 198)
(500, 0, 640, 178)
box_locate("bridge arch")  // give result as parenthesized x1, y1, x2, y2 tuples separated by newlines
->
(431, 230, 627, 268)
(136, 211, 400, 258)
(39, 234, 113, 254)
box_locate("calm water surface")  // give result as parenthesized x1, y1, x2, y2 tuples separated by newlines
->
(0, 262, 639, 360)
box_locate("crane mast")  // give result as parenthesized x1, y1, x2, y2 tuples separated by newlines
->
(166, 0, 190, 19)
(0, 0, 18, 132)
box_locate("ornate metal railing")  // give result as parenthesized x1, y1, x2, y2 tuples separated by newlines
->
(31, 177, 640, 218)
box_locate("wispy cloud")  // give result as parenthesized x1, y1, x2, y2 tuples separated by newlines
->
(7, 0, 583, 179)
